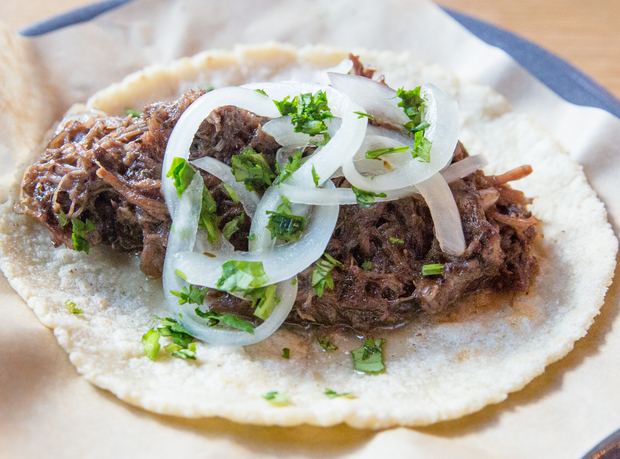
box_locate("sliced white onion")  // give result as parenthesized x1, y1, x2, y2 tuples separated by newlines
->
(328, 72, 410, 126)
(190, 156, 260, 218)
(248, 185, 281, 252)
(314, 58, 354, 85)
(342, 84, 459, 192)
(262, 116, 310, 147)
(416, 172, 465, 255)
(440, 154, 488, 183)
(242, 81, 367, 189)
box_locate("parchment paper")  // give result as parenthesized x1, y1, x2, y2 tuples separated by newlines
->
(1, 0, 619, 457)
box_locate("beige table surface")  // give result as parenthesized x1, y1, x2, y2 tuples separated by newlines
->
(1, 0, 619, 100)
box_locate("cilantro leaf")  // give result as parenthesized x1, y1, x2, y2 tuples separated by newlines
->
(311, 253, 343, 297)
(397, 86, 433, 162)
(266, 202, 307, 242)
(275, 150, 304, 184)
(56, 210, 68, 227)
(422, 263, 444, 276)
(282, 348, 290, 359)
(361, 261, 373, 271)
(318, 338, 338, 351)
(141, 327, 161, 360)
(165, 342, 197, 360)
(155, 316, 195, 348)
(125, 108, 141, 118)
(412, 130, 432, 163)
(195, 307, 254, 334)
(216, 260, 269, 292)
(352, 338, 386, 374)
(231, 148, 276, 192)
(312, 164, 320, 187)
(324, 388, 354, 399)
(222, 212, 245, 241)
(65, 299, 83, 315)
(254, 88, 268, 96)
(389, 237, 405, 245)
(170, 285, 208, 305)
(262, 391, 290, 405)
(250, 284, 279, 320)
(166, 157, 196, 196)
(351, 187, 387, 208)
(354, 111, 374, 120)
(222, 182, 240, 203)
(364, 146, 409, 160)
(71, 218, 96, 254)
(199, 186, 219, 244)
(274, 91, 333, 136)
(175, 269, 187, 280)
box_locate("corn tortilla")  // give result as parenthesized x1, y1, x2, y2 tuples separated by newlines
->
(0, 43, 616, 428)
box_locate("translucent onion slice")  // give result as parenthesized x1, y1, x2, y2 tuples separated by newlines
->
(174, 195, 339, 287)
(416, 172, 465, 255)
(328, 72, 410, 126)
(440, 154, 488, 183)
(341, 84, 459, 192)
(190, 156, 260, 218)
(242, 81, 367, 189)
(262, 116, 310, 147)
(314, 58, 354, 85)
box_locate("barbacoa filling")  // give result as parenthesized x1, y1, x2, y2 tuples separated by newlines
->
(20, 75, 539, 332)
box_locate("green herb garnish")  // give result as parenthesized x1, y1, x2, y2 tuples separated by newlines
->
(254, 88, 268, 96)
(354, 111, 374, 120)
(318, 338, 338, 351)
(175, 269, 187, 280)
(199, 186, 219, 244)
(364, 146, 409, 160)
(352, 338, 386, 374)
(324, 388, 354, 399)
(251, 284, 279, 320)
(195, 307, 254, 334)
(361, 261, 373, 271)
(351, 187, 387, 208)
(170, 285, 208, 305)
(262, 391, 290, 405)
(65, 300, 83, 315)
(221, 182, 240, 203)
(216, 260, 269, 292)
(422, 263, 444, 276)
(274, 90, 333, 136)
(56, 211, 68, 227)
(247, 233, 256, 241)
(311, 253, 344, 297)
(222, 212, 245, 241)
(165, 342, 197, 360)
(155, 316, 195, 348)
(282, 348, 290, 359)
(397, 86, 433, 162)
(71, 218, 96, 254)
(389, 237, 404, 245)
(312, 164, 320, 187)
(275, 150, 304, 184)
(166, 157, 196, 196)
(266, 202, 307, 242)
(231, 148, 276, 192)
(125, 108, 141, 118)
(411, 130, 432, 163)
(141, 328, 161, 360)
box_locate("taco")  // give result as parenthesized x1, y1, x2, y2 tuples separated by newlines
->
(0, 44, 616, 428)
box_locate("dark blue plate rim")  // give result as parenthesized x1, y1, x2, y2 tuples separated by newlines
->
(18, 1, 620, 118)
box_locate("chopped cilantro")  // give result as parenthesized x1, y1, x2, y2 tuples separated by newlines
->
(311, 253, 343, 297)
(221, 182, 240, 203)
(364, 146, 409, 160)
(262, 391, 290, 405)
(201, 86, 215, 92)
(65, 299, 83, 315)
(411, 130, 432, 163)
(352, 338, 386, 374)
(351, 187, 387, 208)
(165, 342, 197, 360)
(291, 278, 297, 285)
(312, 164, 320, 187)
(274, 90, 333, 136)
(71, 218, 96, 254)
(354, 111, 374, 120)
(199, 186, 219, 244)
(389, 237, 405, 245)
(318, 338, 338, 351)
(195, 307, 254, 334)
(275, 150, 304, 184)
(309, 132, 331, 147)
(251, 284, 279, 320)
(266, 202, 307, 242)
(170, 285, 208, 305)
(247, 233, 256, 241)
(231, 148, 276, 192)
(216, 260, 269, 292)
(361, 261, 373, 271)
(282, 348, 290, 359)
(397, 86, 433, 162)
(166, 157, 196, 196)
(56, 211, 68, 227)
(422, 263, 444, 276)
(155, 316, 195, 348)
(141, 328, 161, 360)
(125, 108, 141, 118)
(324, 388, 354, 399)
(254, 88, 268, 96)
(222, 212, 245, 241)
(175, 269, 187, 280)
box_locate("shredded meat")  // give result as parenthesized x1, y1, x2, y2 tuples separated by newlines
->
(21, 84, 539, 332)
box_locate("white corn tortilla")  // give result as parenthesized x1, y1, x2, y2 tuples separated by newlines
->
(0, 43, 616, 429)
